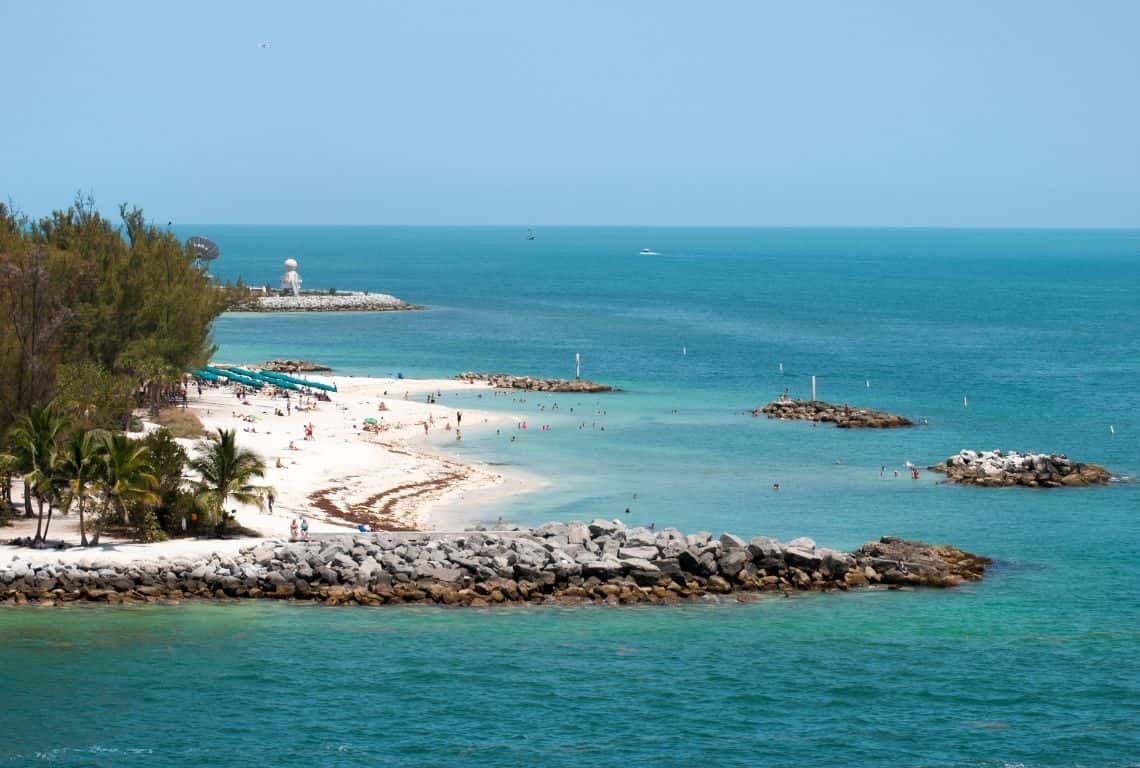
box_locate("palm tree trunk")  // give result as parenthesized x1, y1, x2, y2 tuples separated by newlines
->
(33, 496, 44, 544)
(23, 483, 33, 518)
(43, 501, 54, 541)
(90, 505, 102, 546)
(78, 498, 89, 547)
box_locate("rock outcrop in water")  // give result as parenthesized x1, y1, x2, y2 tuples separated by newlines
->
(0, 524, 987, 606)
(455, 372, 613, 393)
(261, 359, 332, 373)
(928, 450, 1111, 488)
(754, 399, 914, 428)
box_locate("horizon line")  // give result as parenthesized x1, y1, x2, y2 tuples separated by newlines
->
(166, 223, 1140, 232)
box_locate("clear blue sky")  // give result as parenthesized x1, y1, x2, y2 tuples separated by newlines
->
(2, 1, 1137, 226)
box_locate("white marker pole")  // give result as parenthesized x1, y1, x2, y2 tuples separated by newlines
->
(575, 352, 581, 381)
(811, 375, 817, 401)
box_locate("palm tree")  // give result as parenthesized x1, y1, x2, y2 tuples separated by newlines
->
(57, 430, 108, 546)
(189, 429, 266, 534)
(92, 433, 158, 545)
(5, 403, 70, 544)
(0, 451, 19, 507)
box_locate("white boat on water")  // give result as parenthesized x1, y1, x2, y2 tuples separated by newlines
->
(639, 248, 660, 256)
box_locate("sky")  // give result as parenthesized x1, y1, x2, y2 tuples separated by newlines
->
(2, 1, 1138, 227)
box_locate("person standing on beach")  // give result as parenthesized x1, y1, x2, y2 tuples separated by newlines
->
(457, 410, 462, 426)
(267, 491, 275, 514)
(300, 517, 310, 541)
(290, 518, 299, 541)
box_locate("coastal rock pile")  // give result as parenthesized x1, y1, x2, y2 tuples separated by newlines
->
(755, 399, 914, 428)
(455, 372, 613, 393)
(929, 450, 1111, 488)
(0, 524, 987, 606)
(233, 293, 421, 313)
(261, 359, 332, 373)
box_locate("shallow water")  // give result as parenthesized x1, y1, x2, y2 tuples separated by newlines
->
(1, 595, 1137, 767)
(2, 227, 1138, 766)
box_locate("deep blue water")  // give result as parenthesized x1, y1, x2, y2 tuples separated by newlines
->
(2, 227, 1138, 766)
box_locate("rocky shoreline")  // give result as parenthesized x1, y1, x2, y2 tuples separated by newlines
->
(1, 522, 988, 607)
(229, 292, 424, 313)
(929, 450, 1111, 487)
(755, 399, 914, 428)
(455, 372, 614, 393)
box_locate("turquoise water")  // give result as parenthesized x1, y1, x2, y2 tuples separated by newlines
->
(3, 227, 1139, 766)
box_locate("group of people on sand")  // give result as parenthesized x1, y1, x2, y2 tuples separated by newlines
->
(289, 516, 310, 541)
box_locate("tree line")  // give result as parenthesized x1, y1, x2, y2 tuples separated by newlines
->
(0, 196, 265, 545)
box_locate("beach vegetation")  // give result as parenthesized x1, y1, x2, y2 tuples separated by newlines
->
(0, 451, 17, 510)
(56, 429, 108, 547)
(153, 407, 205, 439)
(5, 402, 70, 543)
(189, 428, 267, 535)
(141, 428, 200, 536)
(91, 433, 159, 544)
(0, 195, 241, 436)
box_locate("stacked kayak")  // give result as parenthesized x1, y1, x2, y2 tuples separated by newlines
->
(202, 366, 264, 389)
(189, 365, 336, 393)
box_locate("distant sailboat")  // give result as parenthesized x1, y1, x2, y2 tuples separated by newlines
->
(526, 227, 536, 241)
(639, 248, 660, 256)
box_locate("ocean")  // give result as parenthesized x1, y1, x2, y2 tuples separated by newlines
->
(2, 227, 1138, 766)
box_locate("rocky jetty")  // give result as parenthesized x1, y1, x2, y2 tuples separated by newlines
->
(0, 524, 988, 606)
(261, 359, 332, 373)
(754, 399, 914, 428)
(929, 450, 1111, 488)
(230, 292, 423, 313)
(456, 372, 613, 393)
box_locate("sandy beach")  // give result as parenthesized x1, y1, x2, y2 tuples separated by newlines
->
(2, 372, 545, 565)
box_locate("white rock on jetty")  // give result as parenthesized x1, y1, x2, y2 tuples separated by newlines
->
(928, 450, 1111, 487)
(233, 292, 420, 313)
(0, 523, 989, 606)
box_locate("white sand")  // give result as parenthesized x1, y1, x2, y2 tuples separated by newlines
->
(2, 374, 545, 566)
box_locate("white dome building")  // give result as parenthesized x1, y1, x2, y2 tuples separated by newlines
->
(281, 258, 302, 296)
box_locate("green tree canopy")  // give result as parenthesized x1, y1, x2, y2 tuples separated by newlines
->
(0, 196, 235, 435)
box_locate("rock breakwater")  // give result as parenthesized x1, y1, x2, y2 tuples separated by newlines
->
(231, 292, 423, 313)
(929, 450, 1111, 487)
(755, 399, 914, 428)
(261, 359, 332, 373)
(456, 372, 613, 393)
(1, 523, 988, 606)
